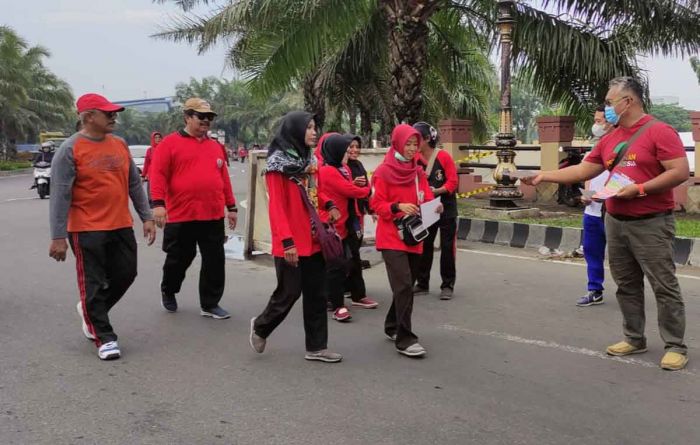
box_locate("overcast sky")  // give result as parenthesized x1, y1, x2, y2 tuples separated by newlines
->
(5, 0, 700, 110)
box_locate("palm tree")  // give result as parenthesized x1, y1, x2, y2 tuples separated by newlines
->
(0, 27, 73, 152)
(154, 0, 700, 129)
(114, 109, 150, 144)
(168, 76, 303, 144)
(691, 56, 700, 85)
(154, 0, 495, 138)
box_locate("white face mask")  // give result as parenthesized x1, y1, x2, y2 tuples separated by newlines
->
(591, 123, 607, 138)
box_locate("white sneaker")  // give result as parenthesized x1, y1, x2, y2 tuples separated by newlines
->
(304, 350, 343, 363)
(98, 341, 121, 360)
(397, 343, 427, 358)
(249, 317, 266, 353)
(76, 301, 96, 340)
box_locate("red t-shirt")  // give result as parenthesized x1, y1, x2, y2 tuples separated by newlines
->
(585, 115, 686, 217)
(150, 131, 236, 223)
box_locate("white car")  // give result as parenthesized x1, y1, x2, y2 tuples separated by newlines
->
(128, 145, 149, 175)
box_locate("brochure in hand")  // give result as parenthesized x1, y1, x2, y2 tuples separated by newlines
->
(591, 172, 635, 200)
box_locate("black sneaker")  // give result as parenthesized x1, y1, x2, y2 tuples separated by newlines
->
(162, 293, 177, 313)
(200, 305, 231, 319)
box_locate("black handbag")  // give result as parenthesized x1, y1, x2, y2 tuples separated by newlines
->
(394, 176, 429, 246)
(395, 214, 429, 246)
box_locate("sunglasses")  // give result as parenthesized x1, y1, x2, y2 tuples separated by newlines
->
(93, 110, 118, 119)
(604, 96, 629, 107)
(189, 111, 216, 122)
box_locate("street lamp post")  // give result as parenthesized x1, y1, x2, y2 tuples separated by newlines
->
(489, 0, 524, 208)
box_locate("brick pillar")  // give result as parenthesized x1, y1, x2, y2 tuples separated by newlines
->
(438, 119, 473, 160)
(536, 116, 575, 171)
(536, 116, 575, 203)
(691, 111, 700, 181)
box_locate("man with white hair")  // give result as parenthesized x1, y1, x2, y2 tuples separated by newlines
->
(49, 93, 156, 361)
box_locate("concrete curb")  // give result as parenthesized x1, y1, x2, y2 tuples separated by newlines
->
(457, 217, 698, 266)
(689, 242, 700, 267)
(0, 168, 32, 177)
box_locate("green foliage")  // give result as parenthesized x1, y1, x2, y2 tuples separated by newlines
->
(0, 27, 74, 151)
(154, 0, 700, 141)
(114, 77, 302, 145)
(0, 160, 31, 171)
(649, 103, 693, 132)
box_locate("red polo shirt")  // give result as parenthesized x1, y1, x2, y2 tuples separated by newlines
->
(585, 115, 686, 217)
(150, 130, 236, 223)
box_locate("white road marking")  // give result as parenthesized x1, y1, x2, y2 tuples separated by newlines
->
(4, 197, 37, 202)
(239, 200, 247, 209)
(440, 324, 696, 376)
(458, 248, 700, 281)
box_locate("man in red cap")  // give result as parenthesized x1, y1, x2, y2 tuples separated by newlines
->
(49, 93, 156, 361)
(149, 98, 237, 320)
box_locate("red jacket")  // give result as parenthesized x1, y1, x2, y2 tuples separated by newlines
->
(318, 165, 370, 239)
(150, 130, 236, 223)
(371, 173, 434, 253)
(141, 131, 161, 178)
(142, 147, 153, 178)
(266, 172, 321, 257)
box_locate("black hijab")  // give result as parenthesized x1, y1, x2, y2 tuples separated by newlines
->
(321, 134, 353, 168)
(268, 110, 316, 158)
(345, 136, 367, 179)
(265, 110, 317, 176)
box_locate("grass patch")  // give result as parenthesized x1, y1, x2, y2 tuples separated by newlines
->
(0, 161, 31, 171)
(458, 199, 700, 238)
(676, 219, 700, 238)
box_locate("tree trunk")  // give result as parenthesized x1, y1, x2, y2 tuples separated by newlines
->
(348, 106, 358, 135)
(303, 71, 326, 129)
(380, 0, 439, 124)
(359, 103, 373, 148)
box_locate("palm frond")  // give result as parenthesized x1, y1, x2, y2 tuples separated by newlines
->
(540, 0, 700, 56)
(512, 3, 640, 121)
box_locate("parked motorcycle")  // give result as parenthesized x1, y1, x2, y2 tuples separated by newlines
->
(557, 146, 585, 207)
(32, 161, 51, 199)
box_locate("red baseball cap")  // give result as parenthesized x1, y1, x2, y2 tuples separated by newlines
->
(76, 93, 125, 113)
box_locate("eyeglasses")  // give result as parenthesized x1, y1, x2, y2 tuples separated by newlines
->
(189, 111, 216, 122)
(604, 96, 629, 107)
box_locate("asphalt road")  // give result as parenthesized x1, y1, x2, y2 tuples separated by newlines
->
(1, 166, 700, 445)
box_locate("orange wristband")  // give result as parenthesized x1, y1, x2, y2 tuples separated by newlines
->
(637, 183, 646, 197)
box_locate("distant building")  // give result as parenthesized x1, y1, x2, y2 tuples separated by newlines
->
(651, 95, 680, 105)
(114, 97, 175, 113)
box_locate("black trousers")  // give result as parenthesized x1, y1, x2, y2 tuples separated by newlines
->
(383, 250, 421, 350)
(69, 228, 137, 346)
(253, 253, 328, 352)
(327, 233, 367, 309)
(416, 216, 457, 290)
(161, 219, 225, 309)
